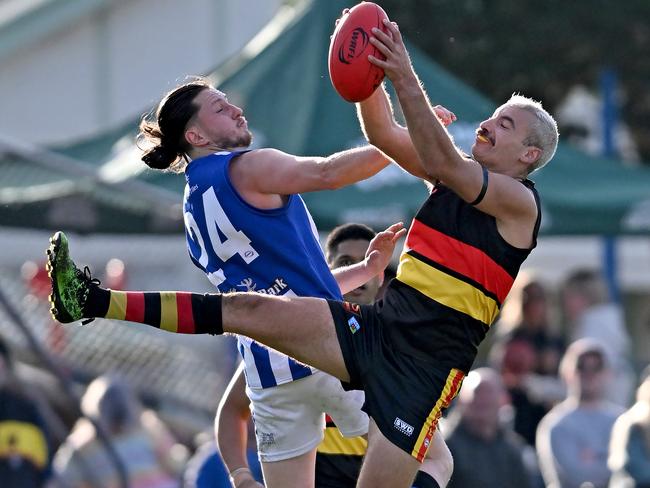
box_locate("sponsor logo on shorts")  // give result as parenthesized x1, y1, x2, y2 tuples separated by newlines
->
(348, 316, 361, 334)
(257, 431, 276, 451)
(343, 301, 361, 316)
(393, 417, 414, 436)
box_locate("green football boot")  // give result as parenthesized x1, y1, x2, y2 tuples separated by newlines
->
(46, 231, 97, 323)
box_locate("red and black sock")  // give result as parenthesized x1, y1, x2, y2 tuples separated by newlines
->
(85, 287, 223, 335)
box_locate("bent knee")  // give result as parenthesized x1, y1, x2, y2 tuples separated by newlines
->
(421, 439, 453, 487)
(441, 449, 454, 485)
(437, 444, 454, 486)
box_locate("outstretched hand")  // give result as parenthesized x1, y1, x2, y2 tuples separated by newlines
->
(368, 20, 414, 86)
(331, 8, 350, 36)
(367, 21, 456, 129)
(433, 105, 457, 127)
(365, 222, 407, 275)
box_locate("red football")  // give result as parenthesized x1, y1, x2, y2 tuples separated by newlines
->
(328, 2, 389, 103)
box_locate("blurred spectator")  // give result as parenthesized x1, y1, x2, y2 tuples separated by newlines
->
(562, 269, 635, 406)
(0, 335, 53, 487)
(492, 277, 565, 445)
(105, 258, 127, 291)
(443, 367, 534, 488)
(608, 367, 650, 488)
(53, 375, 187, 488)
(555, 85, 640, 165)
(21, 260, 51, 300)
(536, 339, 625, 488)
(182, 428, 263, 488)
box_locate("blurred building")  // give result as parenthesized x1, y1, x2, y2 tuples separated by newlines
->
(0, 0, 282, 145)
(0, 2, 282, 436)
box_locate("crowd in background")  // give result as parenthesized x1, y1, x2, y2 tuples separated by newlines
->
(1, 266, 649, 488)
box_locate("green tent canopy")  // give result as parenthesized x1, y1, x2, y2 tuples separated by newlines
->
(204, 0, 650, 236)
(4, 0, 650, 235)
(0, 137, 182, 234)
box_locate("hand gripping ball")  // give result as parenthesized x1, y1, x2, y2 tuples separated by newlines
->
(328, 2, 390, 102)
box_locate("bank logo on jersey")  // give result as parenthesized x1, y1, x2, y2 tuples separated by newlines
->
(348, 316, 361, 334)
(394, 417, 415, 436)
(238, 277, 257, 291)
(235, 277, 289, 295)
(184, 152, 340, 389)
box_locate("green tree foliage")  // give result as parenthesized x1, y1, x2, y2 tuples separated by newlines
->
(378, 0, 650, 162)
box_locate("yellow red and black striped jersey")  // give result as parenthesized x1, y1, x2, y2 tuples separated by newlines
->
(381, 180, 541, 373)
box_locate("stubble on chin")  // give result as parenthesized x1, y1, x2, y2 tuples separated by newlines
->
(221, 131, 253, 149)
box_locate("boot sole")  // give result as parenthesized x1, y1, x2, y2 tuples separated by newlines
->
(46, 232, 74, 323)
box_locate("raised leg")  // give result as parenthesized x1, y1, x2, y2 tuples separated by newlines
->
(223, 293, 350, 382)
(47, 231, 350, 382)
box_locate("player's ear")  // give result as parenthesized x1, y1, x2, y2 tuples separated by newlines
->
(185, 126, 206, 147)
(521, 146, 541, 165)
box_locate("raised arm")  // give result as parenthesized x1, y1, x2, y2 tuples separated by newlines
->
(331, 222, 405, 294)
(357, 85, 456, 181)
(356, 85, 428, 180)
(368, 23, 478, 192)
(368, 21, 539, 247)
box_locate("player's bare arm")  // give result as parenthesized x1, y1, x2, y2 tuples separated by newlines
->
(357, 86, 428, 180)
(369, 21, 538, 248)
(229, 147, 390, 209)
(357, 85, 456, 181)
(331, 222, 405, 294)
(217, 364, 264, 488)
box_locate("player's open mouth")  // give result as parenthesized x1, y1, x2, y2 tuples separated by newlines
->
(476, 130, 493, 145)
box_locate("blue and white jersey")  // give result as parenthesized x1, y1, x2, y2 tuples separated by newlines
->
(183, 151, 342, 389)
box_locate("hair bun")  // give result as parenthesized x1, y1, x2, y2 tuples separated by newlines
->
(141, 144, 178, 170)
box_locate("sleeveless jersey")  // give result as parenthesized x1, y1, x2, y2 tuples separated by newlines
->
(381, 179, 541, 373)
(183, 151, 342, 388)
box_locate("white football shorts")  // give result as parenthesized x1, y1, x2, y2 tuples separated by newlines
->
(247, 370, 368, 462)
